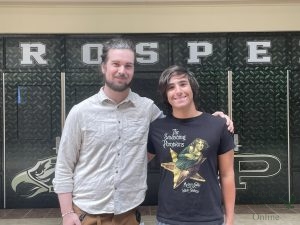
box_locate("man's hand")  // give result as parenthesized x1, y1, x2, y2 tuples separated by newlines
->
(212, 111, 234, 133)
(62, 212, 81, 225)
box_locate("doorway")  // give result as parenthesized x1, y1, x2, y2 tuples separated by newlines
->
(4, 72, 61, 208)
(232, 68, 288, 203)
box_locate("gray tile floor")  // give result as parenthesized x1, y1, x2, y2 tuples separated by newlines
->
(0, 204, 299, 225)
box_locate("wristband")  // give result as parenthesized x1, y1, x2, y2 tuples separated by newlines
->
(62, 210, 75, 217)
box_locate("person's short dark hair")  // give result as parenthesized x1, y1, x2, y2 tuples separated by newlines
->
(101, 38, 136, 64)
(158, 65, 200, 112)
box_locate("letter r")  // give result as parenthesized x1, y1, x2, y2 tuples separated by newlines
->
(20, 43, 47, 65)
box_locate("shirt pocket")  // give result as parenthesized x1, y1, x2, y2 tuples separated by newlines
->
(124, 119, 148, 145)
(82, 119, 116, 147)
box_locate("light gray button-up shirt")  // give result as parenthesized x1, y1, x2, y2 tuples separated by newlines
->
(53, 88, 163, 214)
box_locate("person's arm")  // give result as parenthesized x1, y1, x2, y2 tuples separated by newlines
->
(147, 152, 155, 162)
(218, 150, 235, 225)
(58, 193, 81, 225)
(212, 111, 234, 133)
(53, 106, 82, 225)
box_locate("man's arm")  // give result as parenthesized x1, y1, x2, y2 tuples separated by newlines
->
(212, 111, 234, 133)
(53, 106, 82, 225)
(58, 193, 81, 225)
(218, 150, 235, 225)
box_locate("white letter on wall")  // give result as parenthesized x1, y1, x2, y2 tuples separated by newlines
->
(136, 42, 158, 64)
(247, 41, 271, 63)
(187, 42, 213, 64)
(82, 44, 103, 64)
(20, 43, 47, 65)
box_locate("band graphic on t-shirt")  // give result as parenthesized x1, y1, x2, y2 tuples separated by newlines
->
(161, 137, 208, 189)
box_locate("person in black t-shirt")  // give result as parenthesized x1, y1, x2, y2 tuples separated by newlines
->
(148, 65, 235, 225)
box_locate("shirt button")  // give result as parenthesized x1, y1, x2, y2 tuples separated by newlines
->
(116, 171, 118, 173)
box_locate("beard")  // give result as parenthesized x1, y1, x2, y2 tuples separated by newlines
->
(104, 75, 131, 92)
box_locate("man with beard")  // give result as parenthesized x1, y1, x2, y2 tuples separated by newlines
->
(53, 38, 234, 225)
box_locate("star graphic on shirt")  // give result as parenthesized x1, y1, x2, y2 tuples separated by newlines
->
(161, 138, 208, 189)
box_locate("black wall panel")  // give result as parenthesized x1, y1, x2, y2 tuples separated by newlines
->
(233, 68, 287, 203)
(5, 36, 64, 72)
(5, 72, 61, 208)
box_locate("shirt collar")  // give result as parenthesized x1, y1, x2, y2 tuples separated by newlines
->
(98, 87, 136, 107)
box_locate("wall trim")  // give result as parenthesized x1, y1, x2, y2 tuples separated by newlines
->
(1, 1, 300, 33)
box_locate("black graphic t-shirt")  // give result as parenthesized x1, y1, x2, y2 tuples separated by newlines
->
(147, 112, 234, 225)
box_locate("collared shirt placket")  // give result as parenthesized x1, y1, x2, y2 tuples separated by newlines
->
(113, 103, 124, 212)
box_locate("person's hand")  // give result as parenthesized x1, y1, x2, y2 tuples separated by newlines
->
(147, 152, 155, 162)
(224, 217, 234, 225)
(212, 111, 234, 133)
(62, 212, 81, 225)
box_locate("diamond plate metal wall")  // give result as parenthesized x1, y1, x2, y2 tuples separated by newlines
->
(5, 36, 64, 72)
(290, 70, 300, 202)
(0, 71, 2, 208)
(129, 36, 170, 72)
(65, 36, 111, 72)
(227, 33, 290, 203)
(5, 72, 61, 141)
(289, 34, 300, 204)
(291, 71, 300, 140)
(4, 72, 61, 208)
(171, 34, 228, 113)
(65, 35, 170, 72)
(192, 69, 228, 113)
(233, 68, 287, 203)
(0, 37, 3, 69)
(291, 34, 300, 70)
(229, 33, 288, 68)
(65, 72, 102, 114)
(173, 34, 228, 69)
